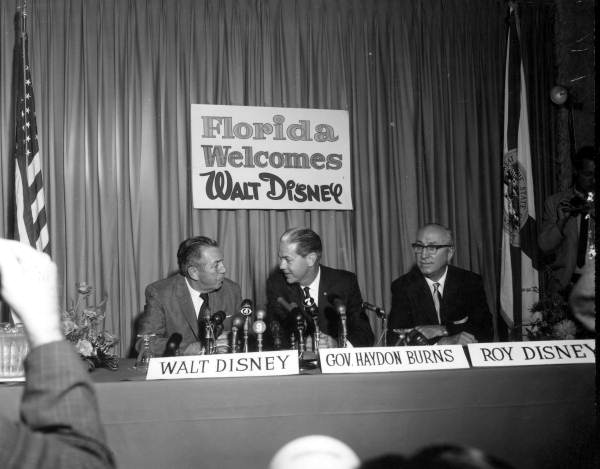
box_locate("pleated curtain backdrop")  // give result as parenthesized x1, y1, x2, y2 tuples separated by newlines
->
(0, 0, 509, 355)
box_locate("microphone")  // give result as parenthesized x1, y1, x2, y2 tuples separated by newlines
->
(328, 294, 348, 347)
(270, 319, 283, 350)
(231, 314, 245, 353)
(210, 310, 226, 340)
(163, 333, 182, 357)
(328, 294, 346, 316)
(255, 308, 266, 321)
(303, 296, 320, 352)
(240, 299, 253, 353)
(252, 308, 267, 352)
(277, 296, 312, 322)
(277, 297, 312, 351)
(294, 311, 306, 353)
(240, 299, 253, 317)
(200, 308, 213, 353)
(363, 301, 385, 318)
(211, 311, 226, 325)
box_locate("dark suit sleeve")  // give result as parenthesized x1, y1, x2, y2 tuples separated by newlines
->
(266, 274, 287, 324)
(389, 278, 415, 330)
(345, 274, 374, 347)
(266, 273, 293, 348)
(446, 273, 493, 342)
(0, 341, 115, 469)
(136, 284, 169, 355)
(388, 277, 416, 345)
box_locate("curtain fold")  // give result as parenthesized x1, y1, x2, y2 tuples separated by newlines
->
(2, 0, 523, 353)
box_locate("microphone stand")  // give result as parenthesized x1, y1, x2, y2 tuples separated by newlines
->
(271, 321, 282, 350)
(339, 309, 348, 348)
(242, 317, 249, 353)
(329, 296, 348, 348)
(374, 308, 388, 347)
(231, 326, 239, 353)
(313, 318, 320, 353)
(303, 297, 320, 353)
(256, 331, 263, 352)
(204, 319, 214, 355)
(296, 317, 306, 354)
(252, 319, 266, 352)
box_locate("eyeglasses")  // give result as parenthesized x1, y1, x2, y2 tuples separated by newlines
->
(411, 243, 452, 255)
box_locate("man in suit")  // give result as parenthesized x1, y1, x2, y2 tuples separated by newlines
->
(137, 236, 242, 356)
(266, 227, 373, 349)
(538, 146, 595, 295)
(0, 239, 115, 469)
(389, 224, 492, 345)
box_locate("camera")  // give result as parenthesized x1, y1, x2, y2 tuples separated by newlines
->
(566, 194, 590, 215)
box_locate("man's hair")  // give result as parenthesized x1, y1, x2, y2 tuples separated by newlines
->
(572, 146, 597, 170)
(419, 223, 454, 246)
(407, 444, 513, 469)
(177, 236, 219, 276)
(280, 227, 322, 260)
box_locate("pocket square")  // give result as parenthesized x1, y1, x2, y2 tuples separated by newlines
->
(452, 316, 468, 325)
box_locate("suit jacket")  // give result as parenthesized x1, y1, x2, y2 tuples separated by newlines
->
(389, 265, 493, 343)
(266, 265, 374, 348)
(538, 188, 583, 291)
(137, 274, 242, 355)
(0, 341, 115, 469)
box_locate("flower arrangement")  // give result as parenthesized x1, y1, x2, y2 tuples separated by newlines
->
(525, 293, 580, 341)
(61, 282, 119, 370)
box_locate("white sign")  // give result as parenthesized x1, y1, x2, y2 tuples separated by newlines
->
(468, 340, 595, 367)
(319, 346, 470, 374)
(145, 350, 299, 380)
(191, 104, 352, 210)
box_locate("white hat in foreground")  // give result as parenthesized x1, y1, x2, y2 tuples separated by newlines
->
(269, 434, 360, 469)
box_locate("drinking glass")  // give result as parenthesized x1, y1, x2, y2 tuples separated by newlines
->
(134, 334, 156, 371)
(0, 323, 29, 379)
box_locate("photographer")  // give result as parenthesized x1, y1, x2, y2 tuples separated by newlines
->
(538, 146, 596, 295)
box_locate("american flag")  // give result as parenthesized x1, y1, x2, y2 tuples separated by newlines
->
(13, 9, 50, 254)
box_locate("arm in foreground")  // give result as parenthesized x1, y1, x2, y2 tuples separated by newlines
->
(0, 239, 115, 469)
(0, 342, 115, 468)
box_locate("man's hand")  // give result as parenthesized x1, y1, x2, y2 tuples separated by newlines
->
(414, 325, 448, 340)
(318, 332, 339, 349)
(183, 341, 204, 355)
(0, 239, 63, 347)
(436, 331, 477, 345)
(554, 197, 577, 234)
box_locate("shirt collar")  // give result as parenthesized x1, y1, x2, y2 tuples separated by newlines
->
(185, 277, 207, 317)
(424, 266, 448, 294)
(301, 266, 321, 304)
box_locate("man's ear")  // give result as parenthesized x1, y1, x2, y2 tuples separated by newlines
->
(447, 247, 455, 263)
(187, 264, 199, 281)
(306, 252, 318, 267)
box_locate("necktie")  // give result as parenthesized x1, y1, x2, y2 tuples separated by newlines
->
(198, 293, 210, 336)
(576, 215, 589, 268)
(432, 282, 442, 324)
(303, 286, 311, 300)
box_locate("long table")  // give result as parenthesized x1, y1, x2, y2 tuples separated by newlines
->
(0, 360, 596, 468)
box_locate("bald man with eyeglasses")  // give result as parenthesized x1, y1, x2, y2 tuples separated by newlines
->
(388, 224, 493, 345)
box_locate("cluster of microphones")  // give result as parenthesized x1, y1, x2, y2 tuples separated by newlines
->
(162, 296, 427, 356)
(162, 299, 268, 357)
